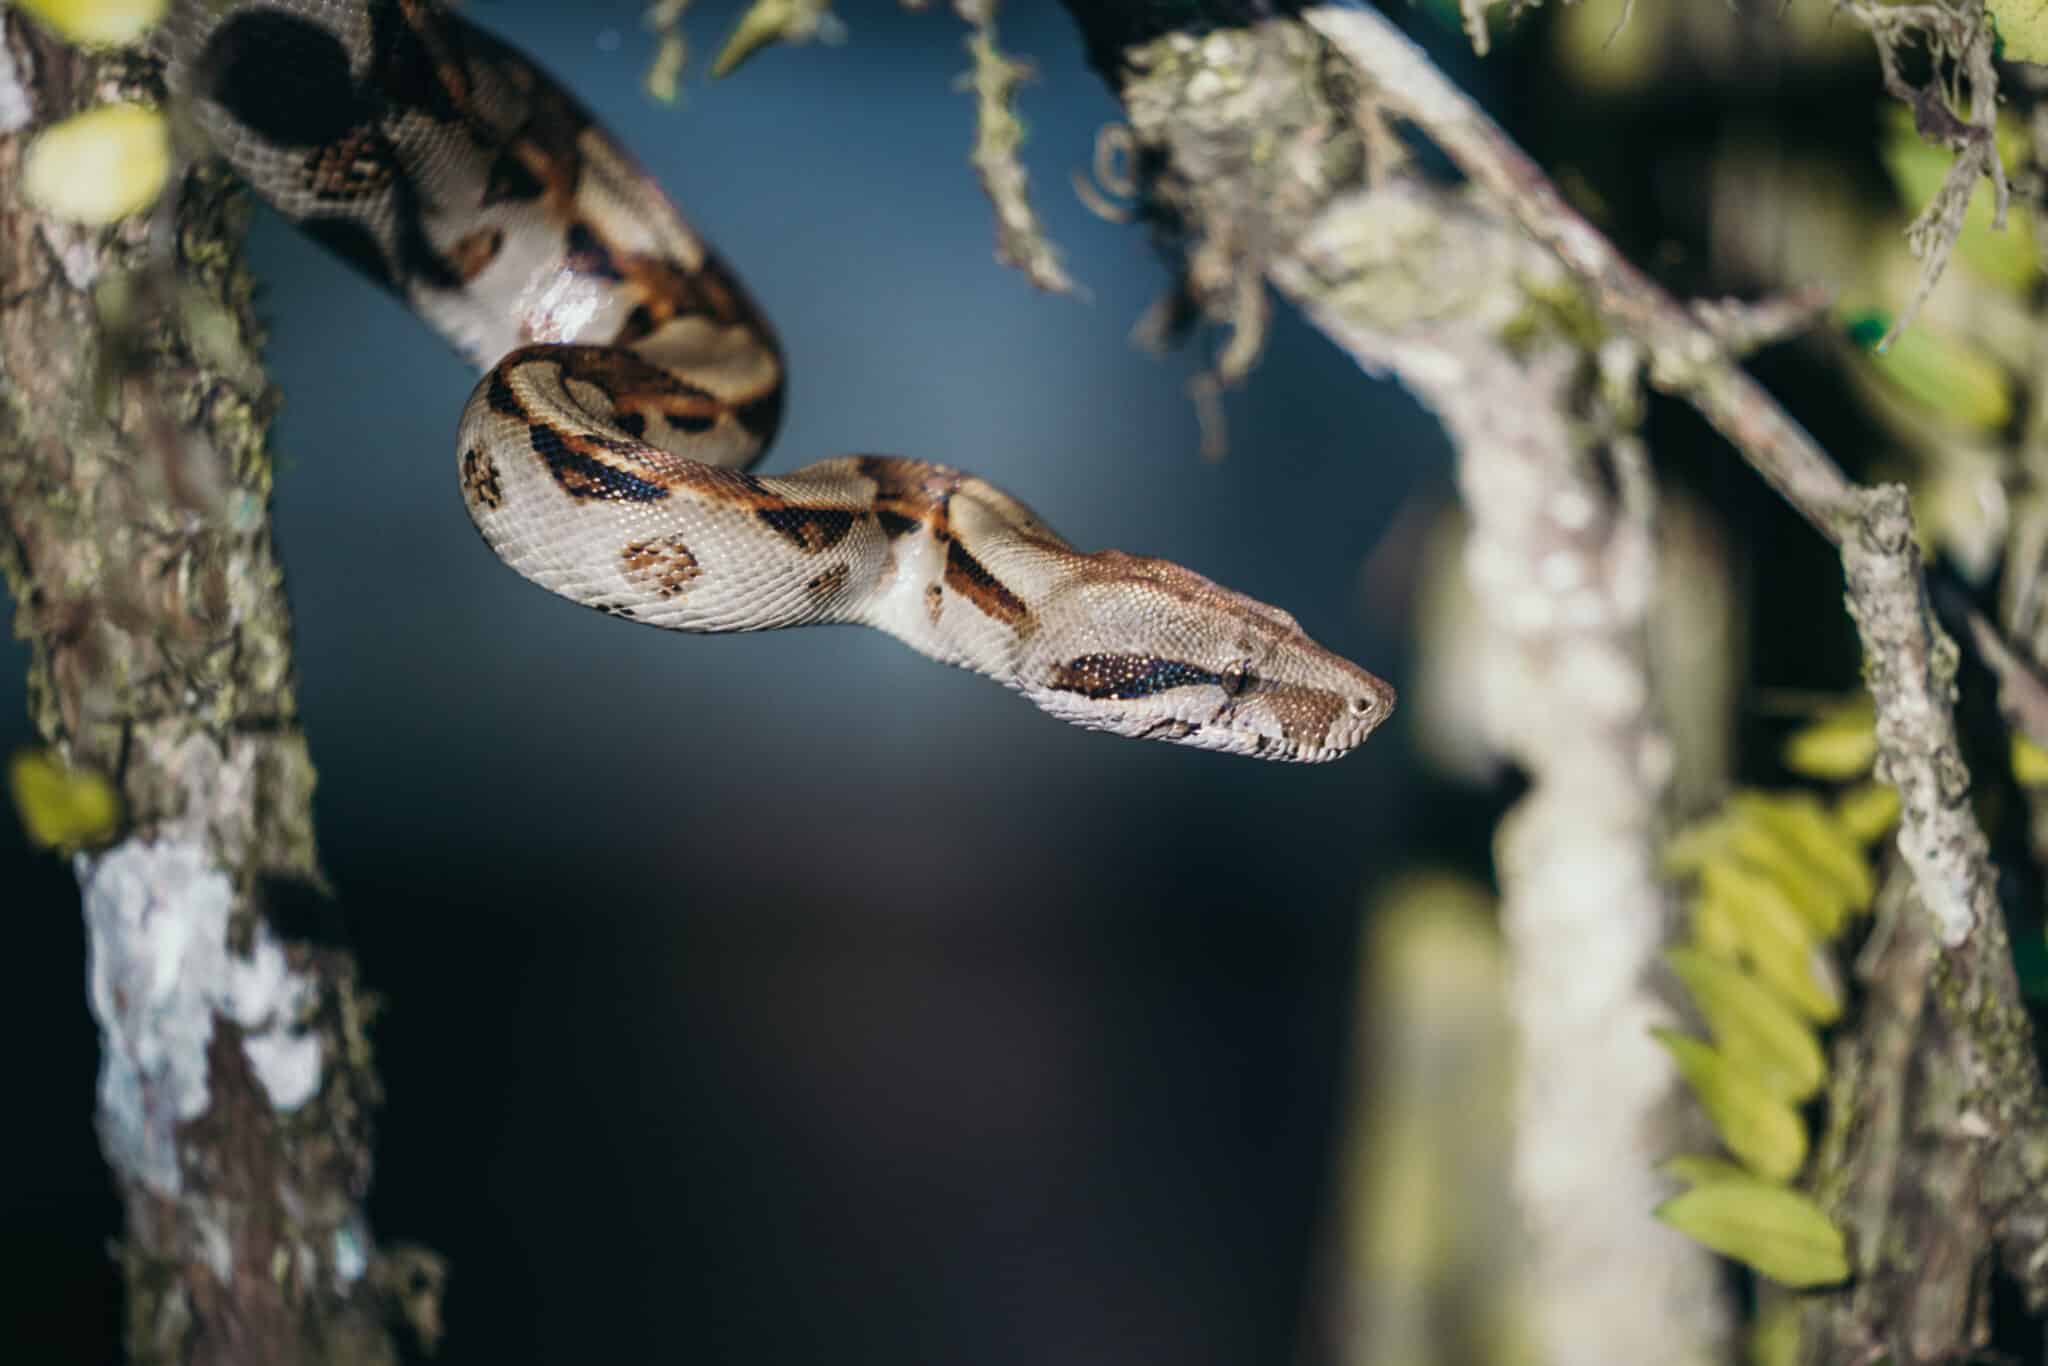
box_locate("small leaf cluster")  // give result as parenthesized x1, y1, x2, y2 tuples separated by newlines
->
(1653, 705, 1901, 1292)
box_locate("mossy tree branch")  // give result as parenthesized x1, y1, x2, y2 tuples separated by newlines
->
(0, 11, 432, 1363)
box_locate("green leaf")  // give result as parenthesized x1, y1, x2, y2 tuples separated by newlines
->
(1666, 948, 1827, 1101)
(1782, 697, 1878, 780)
(1728, 792, 1877, 920)
(1695, 863, 1842, 1023)
(1654, 1029, 1809, 1182)
(1990, 0, 2048, 65)
(1656, 1178, 1850, 1289)
(1854, 315, 2016, 430)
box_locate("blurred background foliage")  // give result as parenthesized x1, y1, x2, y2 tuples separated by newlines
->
(8, 0, 2048, 1361)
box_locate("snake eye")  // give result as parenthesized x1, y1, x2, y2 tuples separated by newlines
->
(1221, 661, 1254, 697)
(1349, 694, 1376, 716)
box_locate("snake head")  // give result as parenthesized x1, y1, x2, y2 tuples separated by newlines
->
(1022, 553, 1395, 762)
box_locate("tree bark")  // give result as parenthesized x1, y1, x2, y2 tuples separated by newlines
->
(0, 9, 430, 1362)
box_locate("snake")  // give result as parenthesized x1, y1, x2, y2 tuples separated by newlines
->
(155, 0, 1394, 762)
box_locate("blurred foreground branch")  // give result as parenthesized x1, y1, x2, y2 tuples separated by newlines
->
(1058, 8, 1727, 1362)
(0, 11, 429, 1363)
(1285, 179, 1731, 1364)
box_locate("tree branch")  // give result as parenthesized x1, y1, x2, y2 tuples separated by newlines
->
(1281, 182, 1734, 1365)
(0, 12, 432, 1362)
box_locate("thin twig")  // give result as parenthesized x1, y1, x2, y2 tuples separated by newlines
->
(1689, 287, 1831, 357)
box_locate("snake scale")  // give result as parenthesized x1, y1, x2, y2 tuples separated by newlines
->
(157, 0, 1395, 761)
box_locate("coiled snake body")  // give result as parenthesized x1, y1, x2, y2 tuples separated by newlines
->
(159, 0, 1394, 761)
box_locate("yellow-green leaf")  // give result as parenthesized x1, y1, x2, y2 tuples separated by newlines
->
(1669, 812, 1849, 937)
(23, 104, 169, 225)
(1834, 782, 1902, 846)
(1996, 0, 2048, 64)
(1735, 822, 1853, 938)
(1655, 1177, 1850, 1289)
(1654, 1029, 1809, 1181)
(8, 747, 121, 851)
(1729, 791, 1877, 918)
(1781, 699, 1878, 780)
(1690, 887, 1745, 962)
(1853, 310, 2017, 430)
(15, 0, 165, 47)
(1666, 947, 1827, 1101)
(1697, 863, 1842, 1023)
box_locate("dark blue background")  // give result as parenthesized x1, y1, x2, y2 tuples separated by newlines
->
(2, 3, 1442, 1360)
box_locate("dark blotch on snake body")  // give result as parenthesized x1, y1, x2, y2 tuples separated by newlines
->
(388, 173, 468, 292)
(621, 536, 702, 598)
(805, 564, 852, 602)
(943, 539, 1028, 627)
(616, 304, 657, 345)
(734, 389, 784, 445)
(564, 223, 625, 281)
(203, 12, 368, 146)
(302, 129, 397, 200)
(529, 424, 668, 502)
(460, 446, 503, 510)
(486, 370, 522, 418)
(482, 148, 548, 206)
(876, 510, 919, 540)
(366, 0, 465, 121)
(755, 506, 856, 553)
